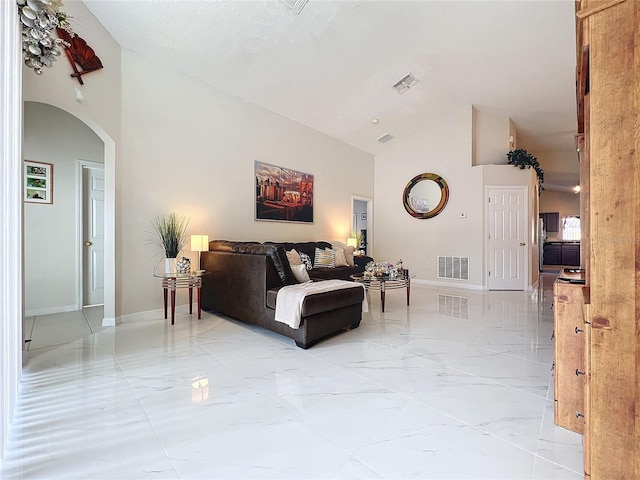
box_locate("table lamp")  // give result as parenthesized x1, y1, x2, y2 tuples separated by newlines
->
(346, 237, 358, 249)
(190, 234, 209, 273)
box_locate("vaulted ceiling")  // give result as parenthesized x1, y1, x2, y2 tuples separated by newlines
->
(84, 0, 579, 190)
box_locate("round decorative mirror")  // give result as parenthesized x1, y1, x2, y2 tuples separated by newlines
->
(402, 173, 449, 219)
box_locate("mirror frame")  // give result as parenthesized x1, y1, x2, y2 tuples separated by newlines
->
(402, 173, 449, 219)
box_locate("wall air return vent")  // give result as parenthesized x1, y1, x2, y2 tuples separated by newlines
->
(392, 73, 418, 94)
(377, 133, 394, 143)
(280, 0, 309, 13)
(437, 256, 469, 280)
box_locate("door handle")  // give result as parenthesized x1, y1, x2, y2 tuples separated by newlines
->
(520, 243, 526, 246)
(85, 241, 93, 247)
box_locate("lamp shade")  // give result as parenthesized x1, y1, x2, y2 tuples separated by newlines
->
(346, 237, 358, 248)
(190, 234, 209, 252)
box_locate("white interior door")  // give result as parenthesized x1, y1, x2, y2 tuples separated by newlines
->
(487, 187, 527, 290)
(83, 166, 105, 306)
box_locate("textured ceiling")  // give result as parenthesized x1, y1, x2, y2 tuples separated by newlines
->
(84, 0, 579, 188)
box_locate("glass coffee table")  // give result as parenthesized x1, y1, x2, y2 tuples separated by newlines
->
(351, 270, 413, 312)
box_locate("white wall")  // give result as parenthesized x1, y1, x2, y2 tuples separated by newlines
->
(22, 1, 121, 139)
(119, 50, 374, 315)
(374, 105, 485, 287)
(473, 108, 511, 166)
(374, 106, 538, 290)
(23, 102, 104, 315)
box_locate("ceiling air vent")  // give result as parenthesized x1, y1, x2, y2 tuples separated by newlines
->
(392, 73, 418, 94)
(280, 0, 308, 13)
(377, 133, 394, 144)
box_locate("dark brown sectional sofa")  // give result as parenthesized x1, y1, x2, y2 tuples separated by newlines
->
(200, 240, 373, 348)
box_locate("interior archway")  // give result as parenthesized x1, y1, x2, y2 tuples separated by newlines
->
(24, 101, 116, 326)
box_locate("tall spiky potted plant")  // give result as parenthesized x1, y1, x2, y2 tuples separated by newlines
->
(150, 212, 190, 275)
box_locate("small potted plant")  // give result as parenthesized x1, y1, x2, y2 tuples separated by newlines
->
(149, 212, 190, 275)
(506, 148, 544, 190)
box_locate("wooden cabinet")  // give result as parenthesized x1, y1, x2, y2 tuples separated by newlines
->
(543, 243, 562, 265)
(540, 212, 560, 232)
(561, 244, 580, 266)
(553, 270, 587, 434)
(575, 1, 639, 476)
(543, 243, 580, 266)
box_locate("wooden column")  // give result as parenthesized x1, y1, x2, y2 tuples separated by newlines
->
(578, 0, 639, 478)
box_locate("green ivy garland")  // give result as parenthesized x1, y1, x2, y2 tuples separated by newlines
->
(506, 149, 544, 189)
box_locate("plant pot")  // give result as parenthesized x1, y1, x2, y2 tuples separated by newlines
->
(165, 257, 177, 275)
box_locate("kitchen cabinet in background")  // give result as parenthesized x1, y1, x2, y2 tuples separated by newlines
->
(543, 242, 580, 266)
(540, 212, 560, 233)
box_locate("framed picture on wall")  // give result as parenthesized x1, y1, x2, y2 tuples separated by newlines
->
(24, 160, 53, 204)
(255, 161, 313, 223)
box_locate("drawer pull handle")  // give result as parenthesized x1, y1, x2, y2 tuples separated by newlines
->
(576, 411, 585, 418)
(575, 326, 584, 334)
(576, 369, 586, 376)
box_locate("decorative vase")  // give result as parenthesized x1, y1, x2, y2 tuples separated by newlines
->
(176, 257, 191, 275)
(164, 257, 177, 275)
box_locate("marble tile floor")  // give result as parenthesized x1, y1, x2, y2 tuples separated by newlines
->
(1, 274, 584, 479)
(23, 306, 108, 357)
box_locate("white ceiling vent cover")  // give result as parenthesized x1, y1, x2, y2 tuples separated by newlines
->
(438, 256, 469, 281)
(377, 133, 394, 143)
(392, 73, 418, 94)
(280, 0, 309, 13)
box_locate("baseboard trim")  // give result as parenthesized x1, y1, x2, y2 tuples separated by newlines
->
(25, 304, 77, 317)
(118, 305, 191, 323)
(101, 317, 117, 327)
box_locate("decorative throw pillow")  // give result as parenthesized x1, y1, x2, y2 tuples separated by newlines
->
(299, 252, 313, 270)
(343, 245, 355, 266)
(331, 241, 355, 266)
(333, 248, 349, 267)
(290, 263, 311, 283)
(314, 247, 335, 268)
(286, 249, 302, 266)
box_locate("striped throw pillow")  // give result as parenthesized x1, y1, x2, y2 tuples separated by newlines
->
(314, 247, 335, 268)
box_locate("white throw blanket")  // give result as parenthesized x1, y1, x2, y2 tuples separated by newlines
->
(274, 280, 368, 329)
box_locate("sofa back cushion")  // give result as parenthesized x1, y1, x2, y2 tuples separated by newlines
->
(296, 242, 331, 263)
(210, 240, 296, 286)
(265, 241, 332, 269)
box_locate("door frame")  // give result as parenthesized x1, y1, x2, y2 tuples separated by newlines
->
(76, 160, 104, 309)
(485, 185, 529, 290)
(351, 195, 373, 256)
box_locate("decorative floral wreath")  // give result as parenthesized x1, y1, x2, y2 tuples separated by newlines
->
(17, 0, 73, 75)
